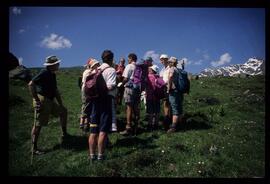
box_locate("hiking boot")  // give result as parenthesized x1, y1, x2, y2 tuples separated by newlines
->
(88, 154, 96, 161)
(32, 149, 46, 155)
(97, 154, 105, 161)
(119, 128, 132, 136)
(167, 127, 177, 133)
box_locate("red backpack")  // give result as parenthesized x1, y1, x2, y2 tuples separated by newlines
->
(84, 67, 110, 99)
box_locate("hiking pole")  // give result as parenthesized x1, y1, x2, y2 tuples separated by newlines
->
(31, 104, 39, 165)
(30, 109, 36, 165)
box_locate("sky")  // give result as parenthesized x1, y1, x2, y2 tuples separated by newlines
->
(9, 7, 265, 74)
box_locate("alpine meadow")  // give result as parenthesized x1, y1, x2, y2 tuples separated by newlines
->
(9, 67, 265, 177)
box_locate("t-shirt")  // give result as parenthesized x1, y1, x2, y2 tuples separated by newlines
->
(146, 73, 159, 101)
(159, 66, 170, 84)
(31, 69, 57, 100)
(122, 62, 136, 87)
(99, 63, 117, 97)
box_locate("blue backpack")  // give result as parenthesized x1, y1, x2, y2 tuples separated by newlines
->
(176, 68, 190, 94)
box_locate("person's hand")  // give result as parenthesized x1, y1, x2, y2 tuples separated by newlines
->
(35, 99, 41, 111)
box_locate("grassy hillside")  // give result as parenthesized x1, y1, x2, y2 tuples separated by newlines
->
(8, 68, 265, 177)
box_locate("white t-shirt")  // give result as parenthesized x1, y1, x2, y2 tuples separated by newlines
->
(99, 63, 117, 97)
(122, 62, 136, 87)
(160, 65, 170, 84)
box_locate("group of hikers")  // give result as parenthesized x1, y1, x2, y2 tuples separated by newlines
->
(27, 50, 190, 161)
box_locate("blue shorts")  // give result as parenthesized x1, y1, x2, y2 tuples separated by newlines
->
(169, 90, 183, 116)
(90, 95, 112, 134)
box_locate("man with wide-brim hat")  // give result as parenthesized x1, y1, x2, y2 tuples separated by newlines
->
(28, 55, 69, 155)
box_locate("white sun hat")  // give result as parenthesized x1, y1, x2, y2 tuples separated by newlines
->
(150, 64, 159, 73)
(160, 54, 169, 59)
(43, 55, 61, 66)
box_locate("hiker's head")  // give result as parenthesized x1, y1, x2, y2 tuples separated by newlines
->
(128, 53, 137, 63)
(160, 54, 169, 66)
(149, 65, 159, 74)
(91, 60, 100, 70)
(145, 56, 153, 66)
(44, 55, 61, 72)
(168, 56, 178, 67)
(102, 50, 114, 66)
(119, 57, 125, 65)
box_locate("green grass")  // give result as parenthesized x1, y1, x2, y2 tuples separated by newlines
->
(9, 69, 265, 177)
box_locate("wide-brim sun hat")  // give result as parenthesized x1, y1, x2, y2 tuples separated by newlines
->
(168, 56, 178, 63)
(150, 65, 159, 73)
(160, 54, 169, 59)
(90, 60, 100, 69)
(43, 55, 61, 66)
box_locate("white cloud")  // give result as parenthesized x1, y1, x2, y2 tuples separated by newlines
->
(12, 7, 21, 15)
(194, 60, 203, 65)
(40, 33, 72, 50)
(195, 48, 201, 53)
(203, 53, 210, 60)
(45, 25, 49, 28)
(18, 29, 25, 34)
(211, 53, 232, 67)
(143, 50, 160, 64)
(18, 57, 23, 65)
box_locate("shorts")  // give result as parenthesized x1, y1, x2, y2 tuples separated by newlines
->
(33, 94, 66, 126)
(146, 100, 160, 114)
(124, 87, 141, 107)
(168, 90, 183, 116)
(81, 91, 92, 118)
(90, 95, 112, 134)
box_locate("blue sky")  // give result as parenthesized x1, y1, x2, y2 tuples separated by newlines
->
(9, 7, 265, 74)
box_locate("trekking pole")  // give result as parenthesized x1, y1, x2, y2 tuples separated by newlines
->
(30, 108, 36, 165)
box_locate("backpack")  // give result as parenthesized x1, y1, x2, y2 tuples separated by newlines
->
(84, 67, 109, 99)
(176, 68, 190, 94)
(131, 61, 149, 91)
(154, 76, 167, 99)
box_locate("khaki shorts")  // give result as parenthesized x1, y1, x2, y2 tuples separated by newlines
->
(33, 94, 63, 126)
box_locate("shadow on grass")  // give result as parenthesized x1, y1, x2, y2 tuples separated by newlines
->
(180, 112, 212, 131)
(48, 135, 88, 152)
(114, 135, 158, 150)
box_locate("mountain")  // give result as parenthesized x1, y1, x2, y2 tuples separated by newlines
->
(198, 58, 265, 77)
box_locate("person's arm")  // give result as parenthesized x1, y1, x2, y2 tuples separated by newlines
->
(167, 68, 174, 93)
(28, 80, 40, 102)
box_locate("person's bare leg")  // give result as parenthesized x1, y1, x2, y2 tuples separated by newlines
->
(60, 107, 68, 136)
(126, 105, 133, 129)
(32, 125, 42, 150)
(88, 133, 98, 159)
(97, 132, 107, 159)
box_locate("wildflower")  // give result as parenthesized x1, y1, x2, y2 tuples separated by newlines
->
(198, 170, 202, 174)
(198, 161, 201, 164)
(187, 162, 190, 165)
(161, 150, 165, 153)
(202, 162, 204, 165)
